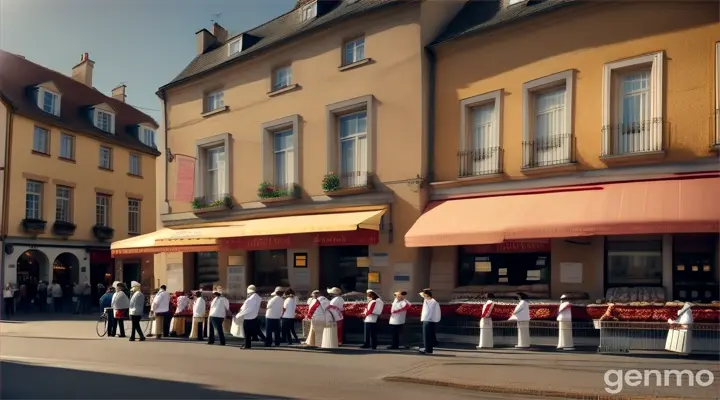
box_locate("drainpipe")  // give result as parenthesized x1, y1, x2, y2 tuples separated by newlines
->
(1, 104, 14, 290)
(426, 46, 437, 183)
(160, 90, 170, 214)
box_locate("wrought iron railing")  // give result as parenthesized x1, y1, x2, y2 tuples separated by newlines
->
(457, 146, 503, 178)
(521, 133, 575, 169)
(601, 119, 665, 156)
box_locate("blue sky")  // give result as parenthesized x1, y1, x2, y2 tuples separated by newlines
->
(0, 0, 296, 122)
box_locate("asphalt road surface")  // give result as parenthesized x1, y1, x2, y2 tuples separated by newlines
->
(0, 324, 555, 400)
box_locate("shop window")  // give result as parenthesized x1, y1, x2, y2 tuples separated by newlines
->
(251, 250, 289, 292)
(194, 252, 219, 290)
(673, 233, 718, 302)
(457, 250, 550, 288)
(605, 237, 662, 288)
(320, 245, 369, 293)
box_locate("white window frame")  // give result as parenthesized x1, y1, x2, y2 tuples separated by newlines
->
(32, 126, 49, 154)
(25, 180, 43, 220)
(99, 146, 113, 169)
(206, 91, 225, 113)
(522, 70, 574, 167)
(59, 133, 74, 160)
(343, 37, 365, 65)
(326, 96, 375, 179)
(129, 153, 142, 176)
(205, 147, 225, 202)
(128, 198, 140, 235)
(715, 42, 719, 147)
(273, 129, 295, 187)
(94, 109, 115, 134)
(37, 88, 61, 116)
(228, 38, 242, 56)
(338, 111, 368, 187)
(141, 127, 156, 148)
(601, 51, 664, 156)
(301, 1, 317, 21)
(261, 115, 300, 187)
(95, 194, 111, 227)
(194, 133, 232, 201)
(459, 90, 503, 176)
(55, 186, 72, 222)
(273, 66, 292, 91)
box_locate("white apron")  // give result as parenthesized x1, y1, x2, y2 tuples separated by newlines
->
(321, 322, 339, 349)
(557, 321, 574, 349)
(231, 316, 245, 338)
(665, 326, 692, 354)
(153, 315, 164, 336)
(516, 321, 530, 348)
(189, 317, 205, 339)
(478, 318, 494, 348)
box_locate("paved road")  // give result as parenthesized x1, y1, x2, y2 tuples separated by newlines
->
(0, 320, 553, 400)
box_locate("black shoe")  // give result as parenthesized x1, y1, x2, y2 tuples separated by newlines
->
(139, 337, 146, 341)
(386, 346, 399, 350)
(360, 345, 370, 349)
(207, 341, 215, 345)
(220, 343, 226, 346)
(129, 338, 135, 342)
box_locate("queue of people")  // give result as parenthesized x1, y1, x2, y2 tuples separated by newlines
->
(1, 280, 86, 316)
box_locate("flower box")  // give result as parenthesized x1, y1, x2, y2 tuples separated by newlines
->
(21, 218, 47, 234)
(92, 225, 114, 241)
(52, 221, 77, 236)
(192, 195, 233, 215)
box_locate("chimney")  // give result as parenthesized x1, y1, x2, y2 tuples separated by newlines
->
(211, 23, 228, 44)
(71, 52, 95, 87)
(196, 29, 217, 56)
(111, 84, 127, 103)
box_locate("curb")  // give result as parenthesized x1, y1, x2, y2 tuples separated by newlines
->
(382, 376, 686, 400)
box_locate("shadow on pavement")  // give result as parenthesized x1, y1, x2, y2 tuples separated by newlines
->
(0, 335, 102, 341)
(0, 320, 25, 324)
(0, 361, 296, 399)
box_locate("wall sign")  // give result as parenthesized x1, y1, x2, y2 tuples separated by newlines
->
(463, 240, 551, 254)
(368, 272, 380, 284)
(220, 229, 379, 251)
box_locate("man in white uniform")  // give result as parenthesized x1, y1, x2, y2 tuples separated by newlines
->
(305, 290, 330, 348)
(388, 290, 411, 350)
(208, 289, 230, 346)
(557, 294, 574, 350)
(509, 292, 530, 348)
(265, 286, 284, 347)
(665, 302, 693, 354)
(237, 285, 261, 349)
(128, 281, 146, 342)
(151, 285, 171, 339)
(327, 287, 344, 346)
(477, 293, 495, 349)
(362, 289, 383, 350)
(189, 291, 206, 341)
(418, 288, 441, 355)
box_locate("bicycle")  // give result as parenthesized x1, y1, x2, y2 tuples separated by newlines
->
(96, 308, 152, 337)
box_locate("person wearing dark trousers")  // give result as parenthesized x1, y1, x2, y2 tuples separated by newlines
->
(189, 291, 206, 341)
(237, 285, 261, 349)
(388, 290, 411, 350)
(361, 289, 384, 350)
(128, 281, 146, 342)
(264, 286, 284, 346)
(99, 287, 116, 336)
(111, 283, 129, 338)
(3, 284, 14, 318)
(207, 290, 230, 345)
(418, 288, 441, 355)
(281, 288, 298, 344)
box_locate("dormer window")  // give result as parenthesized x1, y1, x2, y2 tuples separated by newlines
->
(94, 109, 115, 134)
(141, 127, 156, 148)
(35, 87, 61, 116)
(229, 39, 242, 56)
(301, 1, 317, 21)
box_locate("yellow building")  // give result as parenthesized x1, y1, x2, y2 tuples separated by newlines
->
(405, 0, 720, 301)
(0, 51, 160, 292)
(111, 0, 468, 298)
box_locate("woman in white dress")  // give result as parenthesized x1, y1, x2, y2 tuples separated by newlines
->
(477, 293, 495, 349)
(556, 294, 574, 350)
(665, 302, 693, 354)
(509, 292, 530, 348)
(304, 290, 330, 348)
(326, 287, 344, 347)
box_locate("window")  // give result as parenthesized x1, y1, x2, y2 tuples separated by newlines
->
(141, 128, 156, 148)
(459, 90, 502, 177)
(128, 199, 140, 234)
(343, 37, 365, 65)
(252, 250, 290, 292)
(55, 186, 72, 222)
(95, 194, 111, 227)
(602, 52, 664, 156)
(94, 110, 114, 133)
(606, 237, 663, 287)
(272, 66, 292, 91)
(25, 181, 43, 219)
(205, 146, 226, 202)
(59, 133, 74, 160)
(339, 111, 368, 187)
(99, 146, 112, 169)
(129, 154, 142, 176)
(301, 1, 317, 21)
(194, 252, 219, 291)
(273, 129, 294, 187)
(228, 39, 241, 56)
(319, 246, 369, 293)
(41, 89, 60, 115)
(206, 91, 224, 113)
(457, 248, 550, 293)
(33, 126, 49, 154)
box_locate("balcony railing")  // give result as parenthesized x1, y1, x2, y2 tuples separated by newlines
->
(601, 119, 665, 157)
(457, 147, 503, 178)
(522, 133, 575, 169)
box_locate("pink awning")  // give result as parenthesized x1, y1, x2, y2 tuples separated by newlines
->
(405, 176, 720, 247)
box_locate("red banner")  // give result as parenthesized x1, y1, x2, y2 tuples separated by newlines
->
(219, 229, 379, 251)
(175, 155, 195, 202)
(463, 240, 551, 254)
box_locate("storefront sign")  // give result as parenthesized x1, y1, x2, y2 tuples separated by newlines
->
(220, 229, 379, 251)
(111, 245, 219, 257)
(464, 240, 550, 254)
(89, 250, 112, 264)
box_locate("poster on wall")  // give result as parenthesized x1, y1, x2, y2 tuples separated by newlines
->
(227, 266, 246, 300)
(560, 262, 583, 284)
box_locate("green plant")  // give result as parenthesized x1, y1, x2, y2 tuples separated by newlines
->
(258, 181, 295, 199)
(191, 195, 233, 210)
(322, 172, 341, 192)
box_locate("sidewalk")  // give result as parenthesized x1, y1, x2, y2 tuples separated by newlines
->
(383, 349, 720, 399)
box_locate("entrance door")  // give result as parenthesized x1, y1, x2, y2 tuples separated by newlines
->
(122, 262, 140, 288)
(673, 234, 719, 302)
(319, 246, 369, 294)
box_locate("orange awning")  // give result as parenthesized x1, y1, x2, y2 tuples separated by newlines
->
(405, 176, 720, 247)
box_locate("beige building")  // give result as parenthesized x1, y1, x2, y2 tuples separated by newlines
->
(406, 0, 720, 301)
(111, 0, 468, 298)
(0, 51, 160, 292)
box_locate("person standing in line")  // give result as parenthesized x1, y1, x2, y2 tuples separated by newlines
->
(111, 283, 129, 338)
(36, 281, 47, 313)
(151, 285, 171, 339)
(556, 294, 574, 350)
(418, 288, 441, 355)
(327, 287, 345, 346)
(189, 291, 206, 341)
(99, 287, 116, 336)
(171, 291, 192, 337)
(128, 281, 146, 342)
(51, 281, 63, 312)
(509, 292, 530, 348)
(477, 293, 496, 349)
(236, 285, 261, 349)
(264, 287, 284, 347)
(361, 289, 383, 350)
(3, 284, 14, 318)
(388, 291, 411, 350)
(81, 281, 92, 313)
(281, 288, 298, 345)
(304, 290, 330, 348)
(208, 289, 230, 346)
